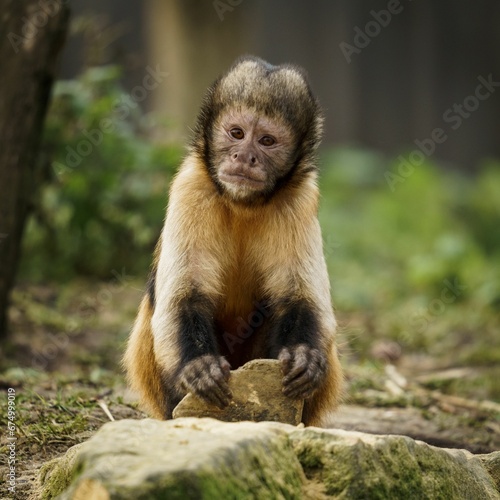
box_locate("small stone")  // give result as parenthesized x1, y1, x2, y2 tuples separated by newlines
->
(172, 359, 304, 425)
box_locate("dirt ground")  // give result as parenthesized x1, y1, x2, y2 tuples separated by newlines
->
(0, 282, 499, 499)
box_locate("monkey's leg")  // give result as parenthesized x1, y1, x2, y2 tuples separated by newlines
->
(123, 296, 171, 419)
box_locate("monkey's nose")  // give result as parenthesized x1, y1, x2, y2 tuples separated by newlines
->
(232, 152, 257, 165)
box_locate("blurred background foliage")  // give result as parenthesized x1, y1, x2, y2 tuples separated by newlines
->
(319, 151, 500, 378)
(21, 66, 181, 280)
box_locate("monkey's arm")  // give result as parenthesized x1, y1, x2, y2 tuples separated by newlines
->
(152, 247, 232, 408)
(263, 218, 336, 400)
(268, 302, 329, 401)
(173, 289, 232, 408)
(151, 168, 232, 409)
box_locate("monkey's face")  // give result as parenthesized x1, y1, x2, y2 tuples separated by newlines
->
(212, 107, 296, 203)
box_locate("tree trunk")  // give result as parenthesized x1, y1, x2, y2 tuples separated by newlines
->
(0, 0, 69, 338)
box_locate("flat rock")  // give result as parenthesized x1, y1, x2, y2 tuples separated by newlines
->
(38, 418, 500, 499)
(172, 359, 304, 425)
(332, 404, 500, 453)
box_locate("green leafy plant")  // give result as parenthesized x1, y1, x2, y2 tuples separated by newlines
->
(21, 66, 181, 281)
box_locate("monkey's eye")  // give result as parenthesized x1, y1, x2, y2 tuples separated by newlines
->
(230, 128, 244, 140)
(259, 136, 276, 147)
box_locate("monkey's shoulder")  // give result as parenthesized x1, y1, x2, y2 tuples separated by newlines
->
(169, 156, 217, 204)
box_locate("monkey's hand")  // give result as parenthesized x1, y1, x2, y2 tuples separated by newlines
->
(279, 344, 327, 400)
(179, 354, 232, 408)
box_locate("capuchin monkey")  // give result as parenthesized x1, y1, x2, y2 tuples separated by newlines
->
(123, 56, 343, 426)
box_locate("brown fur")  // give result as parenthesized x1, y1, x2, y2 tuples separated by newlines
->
(124, 154, 343, 426)
(123, 296, 165, 419)
(124, 56, 343, 426)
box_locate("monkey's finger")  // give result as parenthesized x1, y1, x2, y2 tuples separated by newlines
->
(203, 387, 231, 408)
(282, 349, 309, 384)
(218, 357, 231, 381)
(209, 362, 233, 398)
(283, 369, 321, 399)
(191, 375, 231, 408)
(283, 370, 315, 395)
(283, 349, 326, 398)
(210, 381, 232, 408)
(278, 348, 293, 374)
(189, 373, 230, 408)
(283, 383, 317, 399)
(286, 346, 327, 382)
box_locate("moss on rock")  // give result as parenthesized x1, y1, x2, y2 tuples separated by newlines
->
(39, 418, 500, 499)
(289, 428, 499, 499)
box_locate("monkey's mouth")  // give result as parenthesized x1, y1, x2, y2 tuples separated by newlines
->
(219, 172, 265, 189)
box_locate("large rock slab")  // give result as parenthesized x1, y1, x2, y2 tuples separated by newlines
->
(39, 418, 500, 499)
(289, 428, 500, 499)
(173, 359, 304, 425)
(39, 418, 304, 499)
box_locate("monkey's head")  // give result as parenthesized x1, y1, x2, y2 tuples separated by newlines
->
(193, 56, 323, 204)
